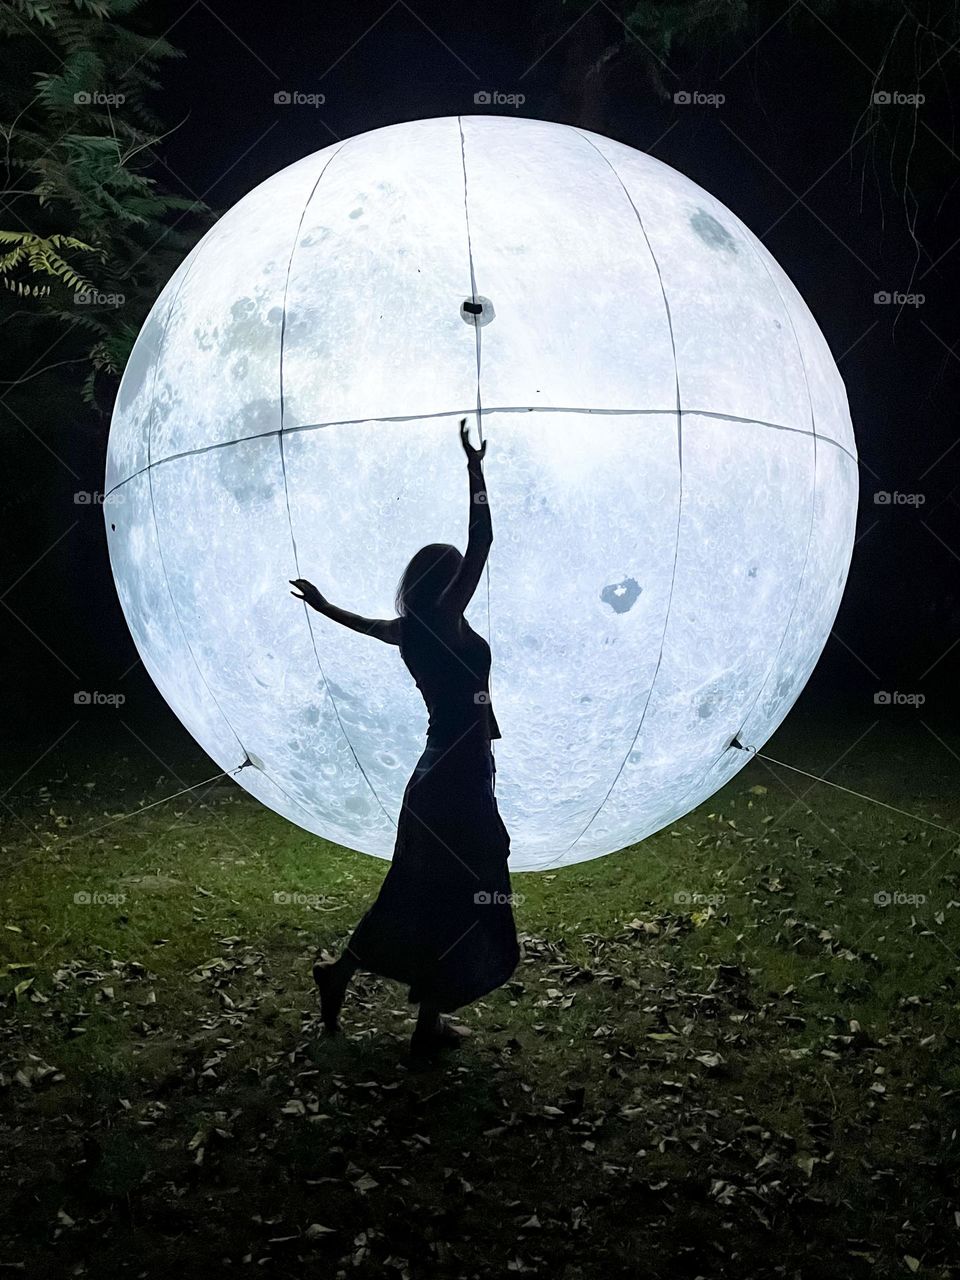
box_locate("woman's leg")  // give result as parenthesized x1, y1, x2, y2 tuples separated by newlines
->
(415, 1000, 442, 1036)
(410, 1000, 472, 1057)
(410, 1000, 443, 1057)
(313, 949, 359, 1033)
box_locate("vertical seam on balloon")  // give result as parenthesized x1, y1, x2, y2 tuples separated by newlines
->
(458, 115, 496, 754)
(278, 145, 347, 437)
(143, 243, 248, 767)
(624, 443, 818, 845)
(721, 239, 820, 758)
(559, 132, 685, 857)
(256, 756, 357, 831)
(277, 143, 397, 830)
(649, 246, 824, 831)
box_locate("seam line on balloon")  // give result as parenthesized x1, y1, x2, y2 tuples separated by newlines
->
(458, 115, 495, 756)
(648, 230, 829, 831)
(256, 757, 363, 833)
(142, 233, 248, 770)
(622, 447, 813, 831)
(103, 411, 857, 500)
(721, 231, 823, 766)
(277, 144, 396, 830)
(109, 210, 231, 486)
(143, 466, 246, 764)
(559, 130, 686, 857)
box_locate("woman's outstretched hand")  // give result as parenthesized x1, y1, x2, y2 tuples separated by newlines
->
(459, 417, 486, 468)
(289, 578, 326, 611)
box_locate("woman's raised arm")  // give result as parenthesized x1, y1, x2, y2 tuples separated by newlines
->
(437, 418, 492, 617)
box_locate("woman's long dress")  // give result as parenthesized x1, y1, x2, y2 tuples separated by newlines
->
(345, 612, 519, 1013)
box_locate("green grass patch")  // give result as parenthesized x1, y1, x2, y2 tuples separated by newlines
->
(1, 713, 958, 1278)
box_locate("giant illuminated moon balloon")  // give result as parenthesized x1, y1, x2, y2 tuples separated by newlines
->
(104, 116, 858, 871)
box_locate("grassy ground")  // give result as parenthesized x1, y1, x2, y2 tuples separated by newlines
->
(1, 711, 958, 1279)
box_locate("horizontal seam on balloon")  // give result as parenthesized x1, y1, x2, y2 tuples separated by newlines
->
(104, 411, 857, 498)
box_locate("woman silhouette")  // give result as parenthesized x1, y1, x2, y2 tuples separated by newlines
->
(290, 418, 519, 1058)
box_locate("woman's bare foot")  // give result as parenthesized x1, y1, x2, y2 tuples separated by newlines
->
(312, 959, 346, 1035)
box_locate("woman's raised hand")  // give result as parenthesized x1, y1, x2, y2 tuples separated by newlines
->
(458, 417, 487, 467)
(289, 578, 326, 611)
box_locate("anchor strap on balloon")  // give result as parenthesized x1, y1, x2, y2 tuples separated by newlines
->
(730, 737, 960, 839)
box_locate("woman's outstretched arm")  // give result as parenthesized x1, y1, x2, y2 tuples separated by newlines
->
(289, 579, 400, 644)
(437, 417, 492, 617)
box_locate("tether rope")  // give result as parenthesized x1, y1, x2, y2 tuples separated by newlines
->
(732, 739, 960, 839)
(108, 766, 240, 820)
(29, 746, 955, 849)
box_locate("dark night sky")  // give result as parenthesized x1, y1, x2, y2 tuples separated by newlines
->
(3, 0, 959, 764)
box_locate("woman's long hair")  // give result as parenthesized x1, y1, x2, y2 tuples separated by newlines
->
(395, 543, 462, 619)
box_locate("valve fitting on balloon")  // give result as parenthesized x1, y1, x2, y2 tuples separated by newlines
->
(460, 295, 495, 327)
